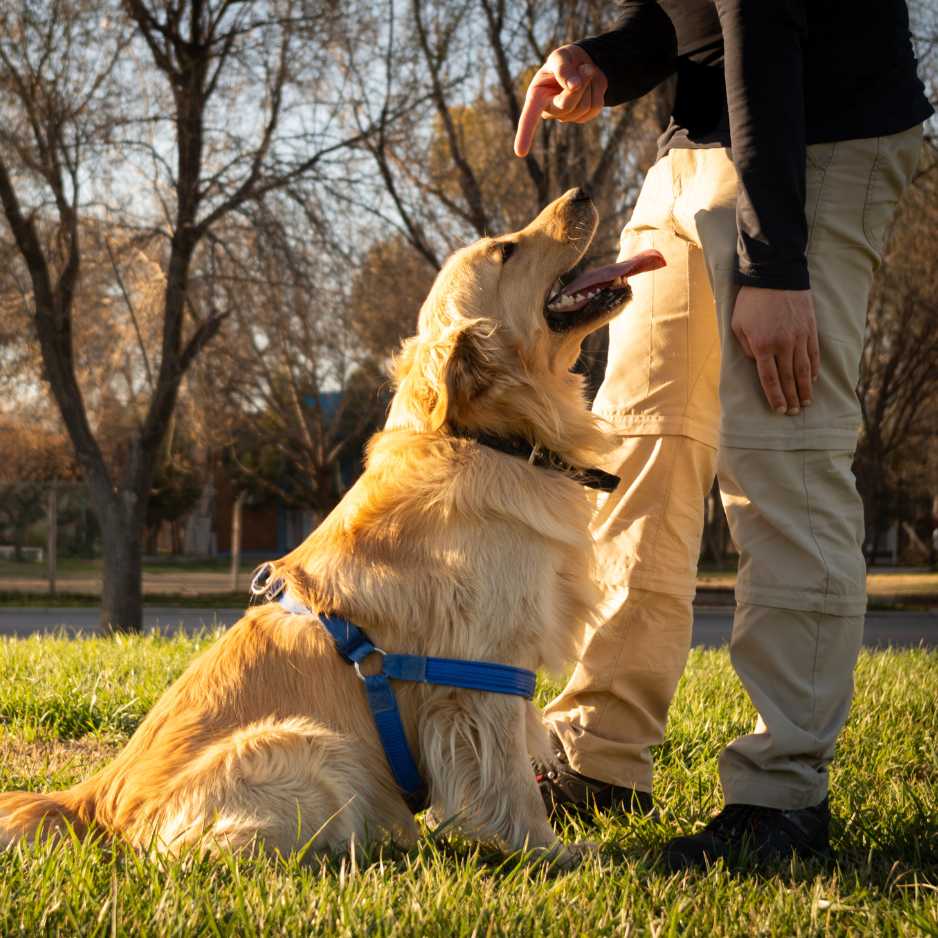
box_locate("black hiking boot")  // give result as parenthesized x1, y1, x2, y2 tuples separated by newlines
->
(534, 733, 654, 822)
(662, 798, 833, 871)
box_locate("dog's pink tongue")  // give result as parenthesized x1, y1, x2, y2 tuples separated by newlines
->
(559, 249, 666, 297)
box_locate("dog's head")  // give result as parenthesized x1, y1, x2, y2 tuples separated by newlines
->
(387, 188, 664, 453)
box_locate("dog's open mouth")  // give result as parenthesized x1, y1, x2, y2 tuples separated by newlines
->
(545, 249, 666, 332)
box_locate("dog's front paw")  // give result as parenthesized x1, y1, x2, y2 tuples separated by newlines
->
(526, 839, 598, 871)
(554, 840, 599, 870)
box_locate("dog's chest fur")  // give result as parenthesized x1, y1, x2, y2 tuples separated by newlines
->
(279, 430, 599, 676)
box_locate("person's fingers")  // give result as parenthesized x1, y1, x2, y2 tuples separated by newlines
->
(551, 48, 585, 92)
(590, 63, 608, 101)
(733, 322, 755, 359)
(775, 347, 801, 414)
(548, 82, 588, 119)
(569, 67, 607, 123)
(569, 78, 598, 123)
(514, 48, 608, 153)
(794, 340, 813, 406)
(755, 355, 788, 415)
(808, 321, 821, 383)
(515, 79, 558, 156)
(586, 78, 606, 120)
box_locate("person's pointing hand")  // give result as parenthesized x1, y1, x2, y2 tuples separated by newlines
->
(514, 45, 608, 158)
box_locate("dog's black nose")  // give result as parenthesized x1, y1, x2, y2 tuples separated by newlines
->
(571, 186, 593, 203)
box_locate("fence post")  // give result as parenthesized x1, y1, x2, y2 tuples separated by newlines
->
(230, 491, 246, 592)
(47, 482, 57, 597)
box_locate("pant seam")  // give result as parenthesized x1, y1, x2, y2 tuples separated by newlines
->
(668, 153, 681, 234)
(680, 241, 722, 414)
(684, 241, 690, 414)
(647, 233, 655, 401)
(644, 437, 681, 577)
(809, 609, 821, 738)
(735, 584, 866, 616)
(806, 142, 834, 256)
(685, 331, 720, 407)
(589, 599, 636, 741)
(583, 439, 684, 745)
(862, 135, 883, 255)
(802, 450, 832, 603)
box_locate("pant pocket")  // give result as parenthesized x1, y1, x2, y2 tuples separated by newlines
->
(863, 127, 924, 259)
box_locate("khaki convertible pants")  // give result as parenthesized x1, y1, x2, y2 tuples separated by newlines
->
(545, 127, 922, 809)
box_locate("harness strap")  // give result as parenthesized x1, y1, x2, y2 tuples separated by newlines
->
(383, 655, 537, 697)
(361, 673, 428, 812)
(249, 564, 536, 814)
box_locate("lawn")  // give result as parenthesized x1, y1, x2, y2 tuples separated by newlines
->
(0, 633, 936, 936)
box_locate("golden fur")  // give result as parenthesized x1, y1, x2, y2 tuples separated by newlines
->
(0, 190, 629, 865)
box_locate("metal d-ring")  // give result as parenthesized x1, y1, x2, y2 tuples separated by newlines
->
(249, 562, 273, 596)
(353, 646, 387, 681)
(249, 562, 285, 602)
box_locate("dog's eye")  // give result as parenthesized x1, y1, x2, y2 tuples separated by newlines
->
(498, 241, 517, 263)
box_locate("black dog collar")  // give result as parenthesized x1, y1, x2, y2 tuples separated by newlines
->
(451, 427, 620, 493)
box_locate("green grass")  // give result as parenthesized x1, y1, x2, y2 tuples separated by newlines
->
(0, 634, 936, 936)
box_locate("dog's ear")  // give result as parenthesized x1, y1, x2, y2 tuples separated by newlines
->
(393, 318, 500, 431)
(431, 318, 500, 429)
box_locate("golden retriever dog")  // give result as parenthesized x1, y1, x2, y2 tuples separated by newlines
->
(0, 189, 663, 866)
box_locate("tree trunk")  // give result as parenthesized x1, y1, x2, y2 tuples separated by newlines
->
(13, 519, 25, 562)
(864, 478, 890, 567)
(86, 476, 149, 634)
(230, 491, 246, 592)
(99, 513, 144, 633)
(47, 484, 57, 597)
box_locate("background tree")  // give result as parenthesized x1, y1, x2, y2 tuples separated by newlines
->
(1, 0, 935, 604)
(854, 2, 938, 561)
(0, 0, 373, 629)
(855, 144, 938, 560)
(189, 201, 391, 515)
(0, 418, 76, 560)
(336, 0, 672, 390)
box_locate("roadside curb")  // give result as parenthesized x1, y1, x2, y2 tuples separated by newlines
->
(694, 586, 938, 610)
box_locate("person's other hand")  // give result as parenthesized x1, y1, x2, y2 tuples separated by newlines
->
(514, 45, 607, 157)
(731, 286, 821, 415)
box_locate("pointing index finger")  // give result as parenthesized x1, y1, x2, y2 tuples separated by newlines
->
(514, 82, 556, 157)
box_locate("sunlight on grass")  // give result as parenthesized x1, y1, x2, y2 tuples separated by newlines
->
(0, 634, 935, 936)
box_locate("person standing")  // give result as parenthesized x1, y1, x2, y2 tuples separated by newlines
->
(515, 0, 932, 868)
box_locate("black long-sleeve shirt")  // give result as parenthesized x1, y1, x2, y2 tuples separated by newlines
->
(577, 0, 933, 290)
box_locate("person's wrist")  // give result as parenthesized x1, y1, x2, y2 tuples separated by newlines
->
(734, 261, 810, 292)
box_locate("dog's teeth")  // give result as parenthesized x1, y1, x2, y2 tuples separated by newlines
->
(548, 284, 610, 311)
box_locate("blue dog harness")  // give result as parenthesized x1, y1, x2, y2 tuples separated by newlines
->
(250, 563, 537, 813)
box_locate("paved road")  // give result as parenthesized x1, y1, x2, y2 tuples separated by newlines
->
(0, 606, 936, 648)
(692, 607, 938, 649)
(0, 607, 244, 638)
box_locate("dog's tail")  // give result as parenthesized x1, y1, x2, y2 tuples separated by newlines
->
(0, 785, 95, 847)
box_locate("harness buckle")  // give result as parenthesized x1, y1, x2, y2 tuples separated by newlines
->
(353, 646, 386, 681)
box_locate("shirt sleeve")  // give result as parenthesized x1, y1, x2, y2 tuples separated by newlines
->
(575, 1, 678, 108)
(716, 0, 810, 290)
